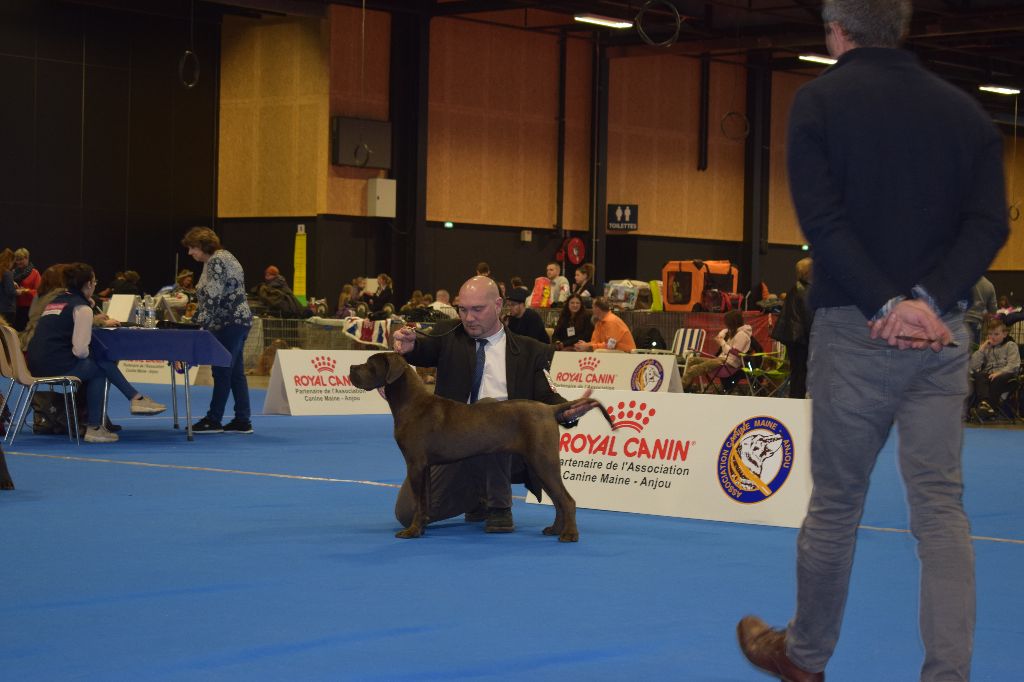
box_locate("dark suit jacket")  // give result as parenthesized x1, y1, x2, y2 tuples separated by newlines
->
(405, 325, 562, 406)
(405, 325, 565, 500)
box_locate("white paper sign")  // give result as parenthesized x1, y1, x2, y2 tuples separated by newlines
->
(529, 389, 812, 528)
(117, 359, 201, 385)
(106, 294, 139, 323)
(549, 351, 682, 392)
(263, 349, 390, 415)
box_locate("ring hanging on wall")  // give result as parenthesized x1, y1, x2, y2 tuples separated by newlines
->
(720, 111, 750, 140)
(636, 0, 683, 49)
(178, 49, 200, 89)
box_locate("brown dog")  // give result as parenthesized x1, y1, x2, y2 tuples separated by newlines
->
(349, 352, 613, 542)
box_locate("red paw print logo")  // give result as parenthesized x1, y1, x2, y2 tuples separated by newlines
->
(606, 400, 655, 432)
(312, 356, 337, 374)
(578, 357, 600, 371)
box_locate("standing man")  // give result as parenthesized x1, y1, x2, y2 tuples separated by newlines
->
(964, 276, 997, 346)
(505, 287, 551, 344)
(574, 297, 636, 352)
(391, 276, 567, 533)
(737, 2, 1008, 682)
(771, 257, 813, 399)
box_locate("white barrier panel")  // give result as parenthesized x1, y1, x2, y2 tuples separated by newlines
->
(529, 389, 812, 528)
(263, 349, 389, 415)
(550, 352, 682, 392)
(117, 360, 200, 385)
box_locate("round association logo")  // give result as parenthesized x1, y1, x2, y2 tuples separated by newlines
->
(717, 416, 794, 503)
(630, 359, 665, 392)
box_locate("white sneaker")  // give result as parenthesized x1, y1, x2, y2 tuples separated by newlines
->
(85, 426, 119, 443)
(131, 396, 167, 415)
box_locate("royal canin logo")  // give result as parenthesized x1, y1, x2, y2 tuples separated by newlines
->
(559, 398, 692, 462)
(293, 355, 350, 387)
(606, 400, 655, 432)
(556, 356, 615, 385)
(312, 356, 337, 374)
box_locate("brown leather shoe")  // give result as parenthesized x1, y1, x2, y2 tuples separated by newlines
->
(737, 615, 824, 682)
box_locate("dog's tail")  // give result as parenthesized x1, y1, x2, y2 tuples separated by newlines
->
(554, 393, 619, 430)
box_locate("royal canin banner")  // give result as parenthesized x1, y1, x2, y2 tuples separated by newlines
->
(262, 350, 389, 415)
(549, 352, 683, 393)
(528, 388, 813, 528)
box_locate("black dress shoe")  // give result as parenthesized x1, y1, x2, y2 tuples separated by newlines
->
(484, 507, 515, 533)
(737, 615, 824, 682)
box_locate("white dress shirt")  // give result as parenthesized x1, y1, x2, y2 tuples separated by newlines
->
(474, 326, 508, 402)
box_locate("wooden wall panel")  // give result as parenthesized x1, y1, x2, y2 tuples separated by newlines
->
(325, 4, 390, 216)
(562, 37, 593, 232)
(992, 137, 1024, 270)
(768, 70, 813, 245)
(427, 18, 564, 229)
(218, 16, 328, 218)
(607, 56, 745, 240)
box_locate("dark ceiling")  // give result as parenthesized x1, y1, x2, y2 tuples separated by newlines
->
(65, 0, 1024, 123)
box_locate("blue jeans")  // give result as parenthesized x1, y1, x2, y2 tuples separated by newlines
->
(68, 357, 139, 427)
(787, 306, 973, 680)
(207, 324, 250, 424)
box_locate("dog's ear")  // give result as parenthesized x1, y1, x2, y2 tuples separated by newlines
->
(384, 353, 407, 384)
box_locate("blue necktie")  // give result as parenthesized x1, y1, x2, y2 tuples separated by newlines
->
(470, 339, 488, 403)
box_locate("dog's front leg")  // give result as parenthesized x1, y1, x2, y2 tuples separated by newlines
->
(396, 458, 428, 539)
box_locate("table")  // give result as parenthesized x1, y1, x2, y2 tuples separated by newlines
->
(91, 328, 231, 440)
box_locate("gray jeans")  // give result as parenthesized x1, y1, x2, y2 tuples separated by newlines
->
(787, 306, 974, 681)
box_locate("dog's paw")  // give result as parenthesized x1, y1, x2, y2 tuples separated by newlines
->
(0, 481, 13, 491)
(558, 531, 579, 543)
(542, 525, 559, 536)
(395, 527, 423, 539)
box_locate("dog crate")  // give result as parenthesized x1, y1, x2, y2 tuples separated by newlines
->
(662, 260, 738, 312)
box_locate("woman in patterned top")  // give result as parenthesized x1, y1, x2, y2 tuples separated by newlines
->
(181, 226, 254, 434)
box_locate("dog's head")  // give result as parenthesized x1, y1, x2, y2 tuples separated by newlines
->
(349, 352, 408, 391)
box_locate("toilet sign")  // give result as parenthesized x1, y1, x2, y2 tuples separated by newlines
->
(607, 204, 638, 231)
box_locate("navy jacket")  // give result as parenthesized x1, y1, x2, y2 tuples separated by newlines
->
(787, 48, 1008, 317)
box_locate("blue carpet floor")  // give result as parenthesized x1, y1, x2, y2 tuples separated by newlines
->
(1, 384, 1020, 680)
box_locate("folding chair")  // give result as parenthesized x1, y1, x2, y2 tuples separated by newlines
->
(740, 340, 790, 397)
(0, 325, 82, 446)
(672, 328, 706, 377)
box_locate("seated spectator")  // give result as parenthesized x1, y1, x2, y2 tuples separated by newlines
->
(96, 271, 124, 300)
(110, 270, 142, 297)
(504, 287, 549, 344)
(551, 294, 593, 351)
(336, 284, 356, 317)
(363, 273, 394, 314)
(254, 266, 305, 318)
(545, 262, 570, 305)
(570, 263, 599, 300)
(969, 319, 1021, 419)
(476, 261, 491, 278)
(19, 263, 70, 351)
(681, 309, 751, 390)
(429, 289, 458, 319)
(574, 297, 635, 352)
(400, 289, 424, 314)
(26, 262, 166, 443)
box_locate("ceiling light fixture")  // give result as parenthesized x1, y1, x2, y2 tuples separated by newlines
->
(979, 85, 1020, 96)
(574, 13, 634, 29)
(798, 54, 837, 66)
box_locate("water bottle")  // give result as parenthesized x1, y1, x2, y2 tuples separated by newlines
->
(144, 296, 157, 328)
(134, 299, 143, 327)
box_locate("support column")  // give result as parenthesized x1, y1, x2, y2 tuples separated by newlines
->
(742, 50, 772, 298)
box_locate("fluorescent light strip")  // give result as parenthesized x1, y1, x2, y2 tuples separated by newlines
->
(979, 85, 1021, 96)
(798, 54, 837, 65)
(574, 13, 634, 29)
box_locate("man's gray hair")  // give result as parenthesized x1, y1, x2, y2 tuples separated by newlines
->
(822, 0, 912, 48)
